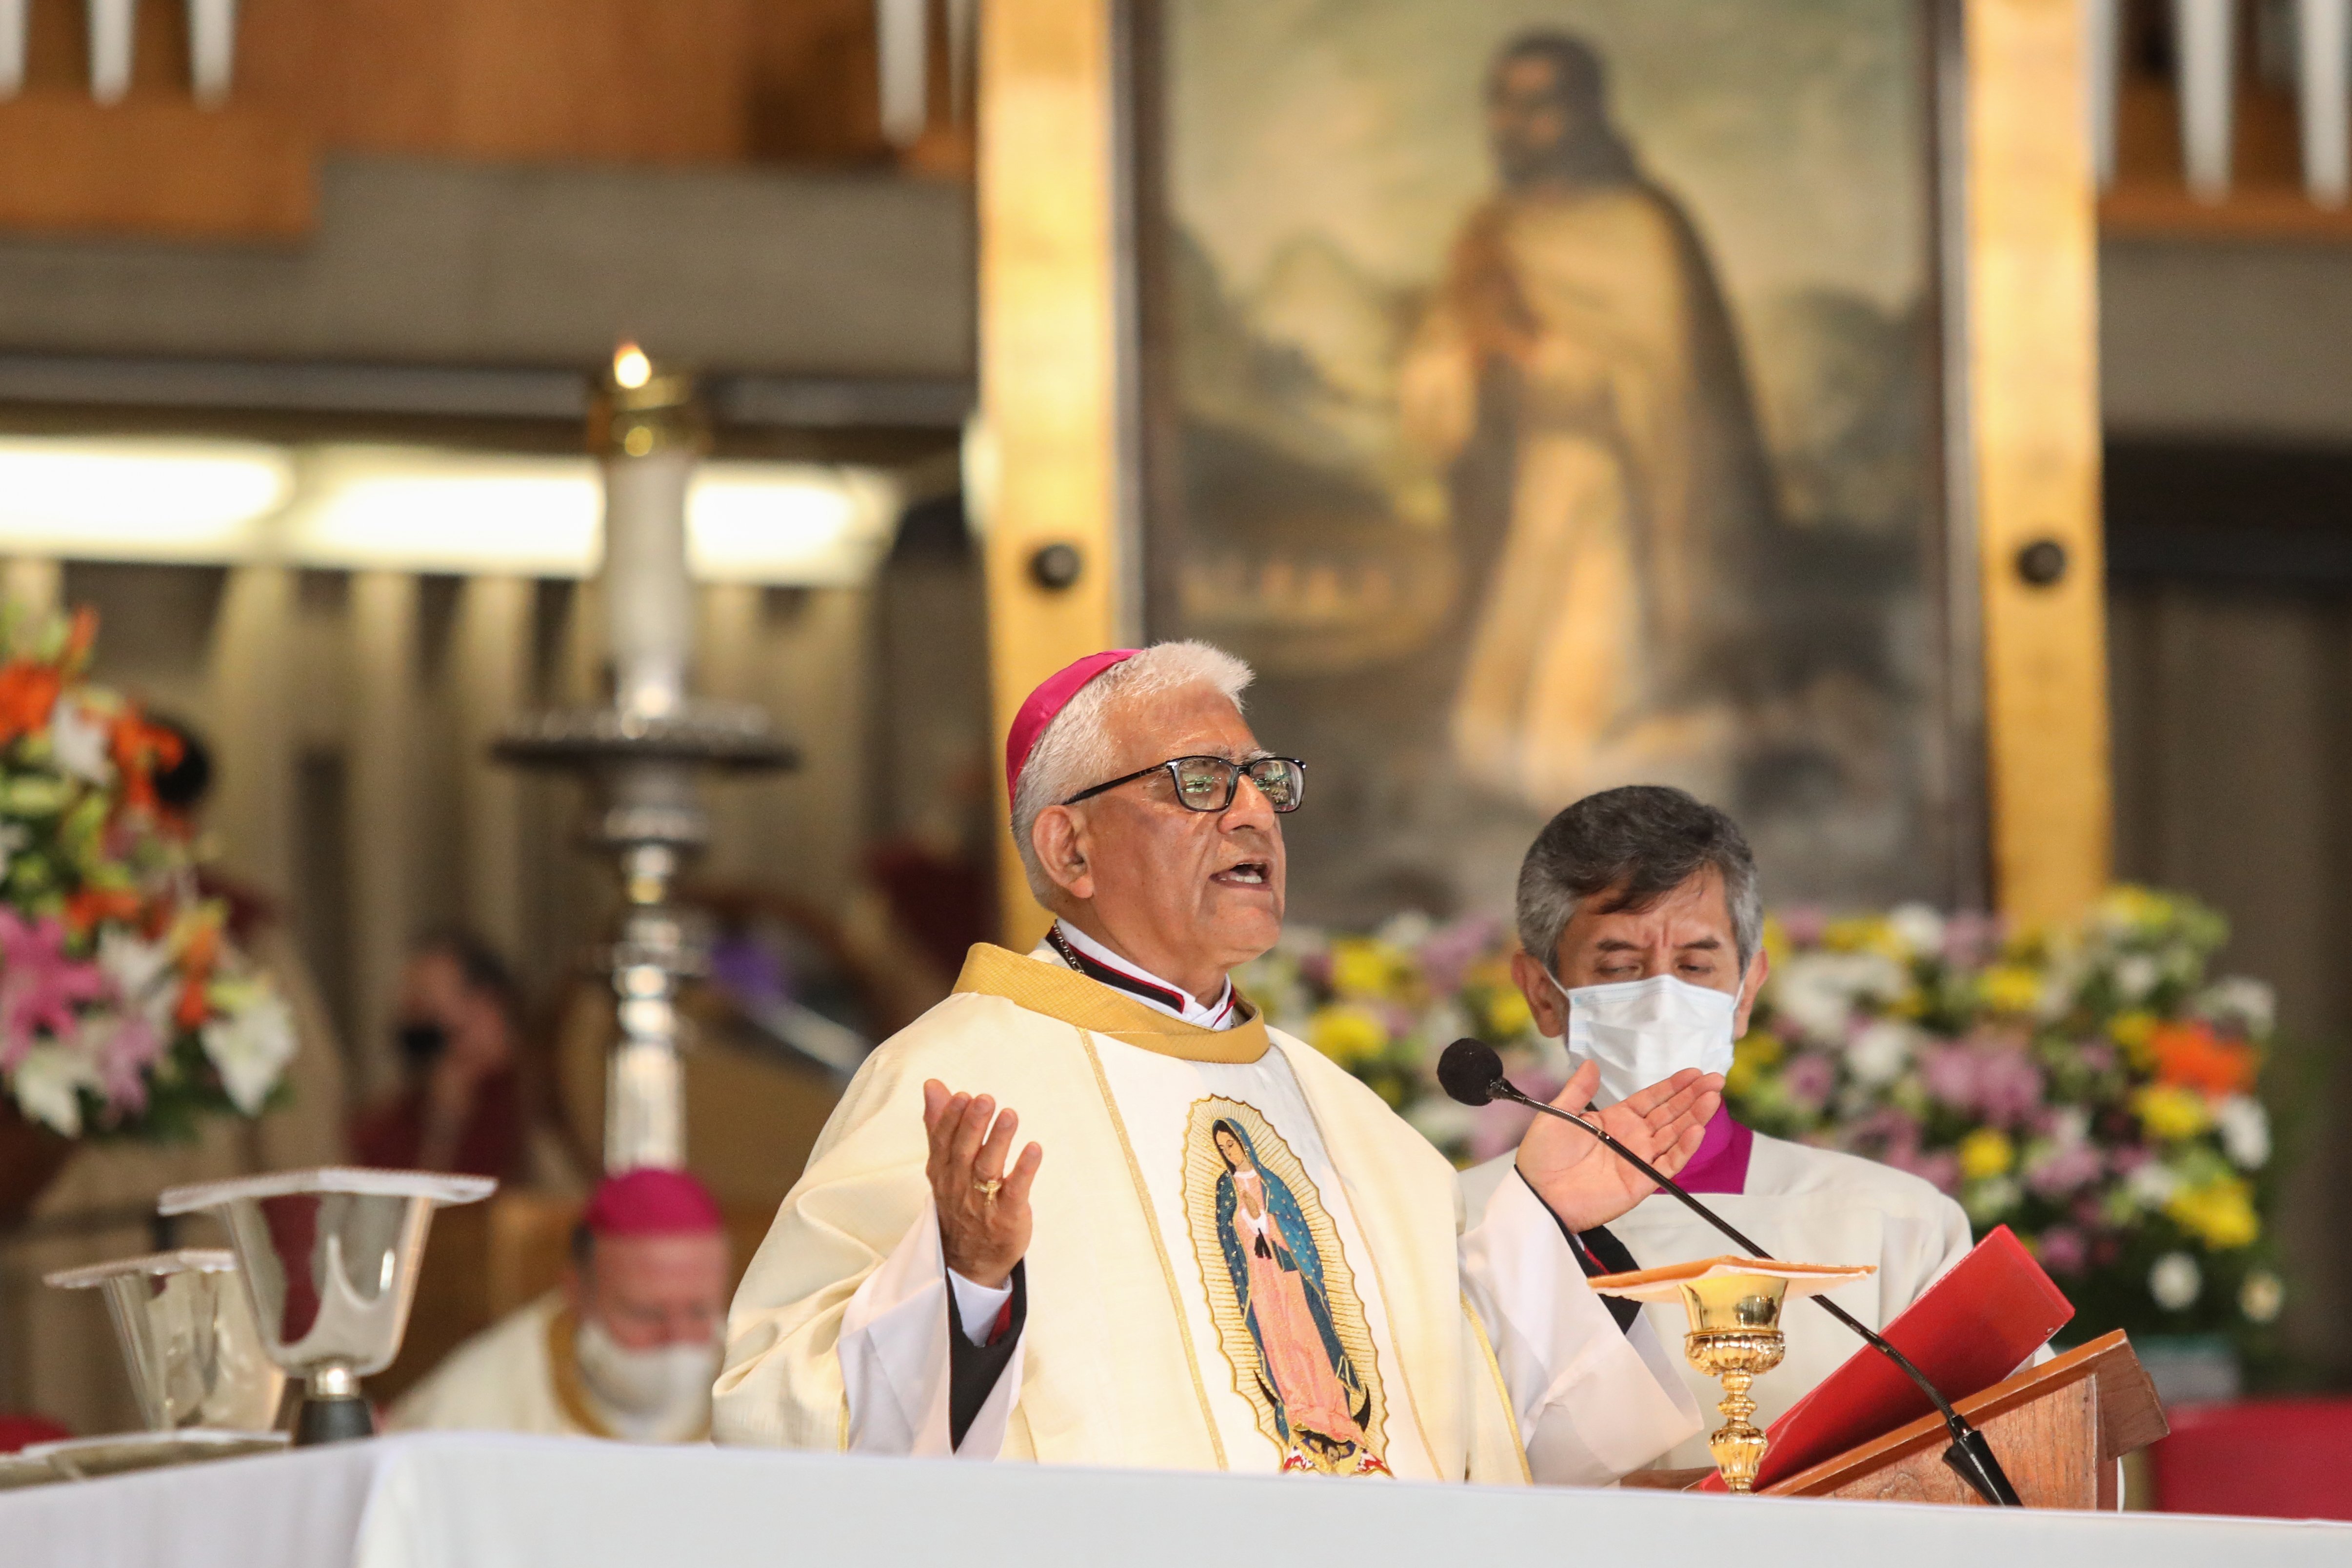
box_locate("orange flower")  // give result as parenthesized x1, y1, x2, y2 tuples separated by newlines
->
(2150, 1019, 2258, 1098)
(173, 918, 220, 1029)
(65, 887, 142, 939)
(60, 607, 97, 672)
(174, 975, 212, 1031)
(0, 660, 61, 746)
(110, 708, 183, 816)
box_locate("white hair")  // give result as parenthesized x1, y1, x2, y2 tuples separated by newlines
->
(1012, 640, 1255, 902)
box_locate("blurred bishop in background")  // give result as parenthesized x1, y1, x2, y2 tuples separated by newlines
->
(718, 643, 1722, 1482)
(393, 1168, 730, 1443)
(1465, 785, 1972, 1469)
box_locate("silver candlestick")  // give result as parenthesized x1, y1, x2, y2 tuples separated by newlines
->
(496, 345, 795, 1172)
(158, 1169, 495, 1444)
(42, 1250, 284, 1435)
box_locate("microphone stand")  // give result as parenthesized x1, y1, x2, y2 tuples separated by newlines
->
(1490, 1077, 2023, 1507)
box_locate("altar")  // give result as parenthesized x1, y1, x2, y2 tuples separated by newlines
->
(0, 1435, 2343, 1568)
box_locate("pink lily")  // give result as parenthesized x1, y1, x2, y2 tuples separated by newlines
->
(0, 910, 107, 1071)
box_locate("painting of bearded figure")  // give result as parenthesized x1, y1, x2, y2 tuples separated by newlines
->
(1151, 0, 1962, 920)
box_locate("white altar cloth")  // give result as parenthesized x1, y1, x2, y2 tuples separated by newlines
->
(0, 1433, 2343, 1568)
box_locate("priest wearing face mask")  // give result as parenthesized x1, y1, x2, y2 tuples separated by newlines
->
(718, 642, 1721, 1482)
(392, 1168, 729, 1443)
(1462, 785, 1972, 1470)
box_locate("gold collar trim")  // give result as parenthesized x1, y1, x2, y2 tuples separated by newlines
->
(545, 1305, 618, 1440)
(952, 943, 1269, 1064)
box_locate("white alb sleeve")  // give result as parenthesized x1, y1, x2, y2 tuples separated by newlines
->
(948, 1270, 1014, 1346)
(1459, 1172, 1703, 1485)
(837, 1195, 1023, 1459)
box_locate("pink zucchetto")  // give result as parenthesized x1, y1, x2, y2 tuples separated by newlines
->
(1004, 649, 1139, 799)
(580, 1167, 724, 1238)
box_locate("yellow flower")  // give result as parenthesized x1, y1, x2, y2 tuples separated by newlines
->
(1483, 987, 1534, 1038)
(1330, 939, 1409, 1001)
(1823, 915, 1900, 958)
(1978, 964, 2044, 1016)
(1464, 955, 1515, 991)
(2109, 1010, 2159, 1069)
(2099, 885, 2174, 932)
(1725, 1031, 1782, 1099)
(2133, 1084, 2212, 1142)
(1762, 915, 1792, 973)
(2165, 1175, 2260, 1250)
(1958, 1128, 2015, 1181)
(1308, 1004, 1386, 1065)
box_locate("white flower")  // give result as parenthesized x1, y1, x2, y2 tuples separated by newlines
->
(1403, 1095, 1477, 1150)
(9, 1042, 100, 1135)
(1373, 910, 1434, 951)
(1963, 1175, 2021, 1227)
(2149, 1251, 2202, 1311)
(2113, 953, 2161, 1005)
(2045, 1105, 2091, 1147)
(2214, 1096, 2271, 1171)
(48, 699, 114, 787)
(200, 989, 296, 1115)
(2127, 1159, 2182, 1208)
(1888, 903, 1945, 960)
(98, 928, 176, 1031)
(2197, 976, 2275, 1039)
(1846, 1019, 1918, 1087)
(2240, 1270, 2285, 1324)
(1772, 953, 1908, 1044)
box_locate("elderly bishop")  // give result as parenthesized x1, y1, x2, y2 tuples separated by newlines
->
(717, 644, 1718, 1480)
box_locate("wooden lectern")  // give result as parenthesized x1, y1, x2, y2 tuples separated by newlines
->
(1631, 1332, 2167, 1507)
(1627, 1332, 2166, 1506)
(1762, 1331, 2167, 1507)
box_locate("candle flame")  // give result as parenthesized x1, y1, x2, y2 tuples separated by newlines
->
(612, 343, 652, 390)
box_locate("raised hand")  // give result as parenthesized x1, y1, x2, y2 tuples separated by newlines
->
(922, 1080, 1044, 1290)
(1513, 1061, 1723, 1233)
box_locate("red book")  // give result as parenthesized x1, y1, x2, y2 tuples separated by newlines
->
(1697, 1225, 2074, 1492)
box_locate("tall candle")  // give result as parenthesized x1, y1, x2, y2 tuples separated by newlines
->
(595, 344, 705, 721)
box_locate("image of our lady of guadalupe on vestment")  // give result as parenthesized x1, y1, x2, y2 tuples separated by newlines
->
(1201, 1112, 1388, 1475)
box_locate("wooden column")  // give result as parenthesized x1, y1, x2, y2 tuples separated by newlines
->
(977, 0, 1126, 948)
(1966, 0, 2113, 926)
(452, 576, 532, 963)
(347, 571, 419, 1100)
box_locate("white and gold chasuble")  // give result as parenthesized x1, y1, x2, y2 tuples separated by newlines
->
(389, 1293, 707, 1443)
(715, 944, 1699, 1482)
(1091, 1038, 1429, 1476)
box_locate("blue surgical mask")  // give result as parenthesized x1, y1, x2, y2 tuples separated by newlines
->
(1545, 971, 1737, 1107)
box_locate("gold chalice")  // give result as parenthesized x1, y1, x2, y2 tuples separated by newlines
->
(1591, 1256, 1875, 1494)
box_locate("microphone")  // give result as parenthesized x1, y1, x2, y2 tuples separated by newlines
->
(1439, 1037, 2022, 1507)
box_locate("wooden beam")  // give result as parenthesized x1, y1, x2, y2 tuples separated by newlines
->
(1967, 0, 2113, 926)
(976, 0, 1125, 949)
(0, 93, 314, 240)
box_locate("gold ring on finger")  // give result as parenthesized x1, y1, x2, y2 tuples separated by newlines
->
(974, 1177, 1002, 1201)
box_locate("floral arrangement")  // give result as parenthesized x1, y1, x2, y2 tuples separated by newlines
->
(1239, 887, 2284, 1351)
(0, 610, 295, 1141)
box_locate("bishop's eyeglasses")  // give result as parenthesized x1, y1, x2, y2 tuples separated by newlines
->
(1060, 754, 1307, 814)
